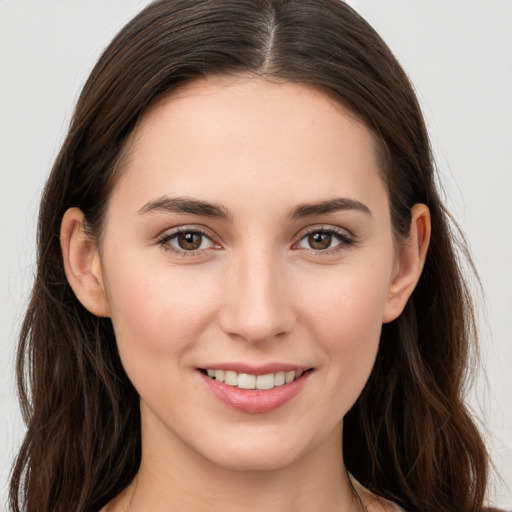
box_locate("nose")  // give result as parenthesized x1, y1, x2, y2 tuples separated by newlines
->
(218, 248, 295, 344)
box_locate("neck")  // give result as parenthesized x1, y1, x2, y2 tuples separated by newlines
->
(108, 416, 360, 512)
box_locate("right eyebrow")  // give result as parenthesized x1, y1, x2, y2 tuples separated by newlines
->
(137, 196, 232, 221)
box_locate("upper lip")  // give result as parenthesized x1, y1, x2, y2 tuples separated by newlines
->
(198, 362, 311, 376)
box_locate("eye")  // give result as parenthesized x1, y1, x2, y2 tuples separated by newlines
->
(159, 228, 217, 254)
(296, 228, 354, 252)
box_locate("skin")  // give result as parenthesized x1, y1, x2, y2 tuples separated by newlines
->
(61, 75, 430, 512)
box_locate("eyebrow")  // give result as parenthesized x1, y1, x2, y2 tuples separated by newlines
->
(289, 197, 372, 218)
(137, 196, 232, 220)
(137, 195, 371, 221)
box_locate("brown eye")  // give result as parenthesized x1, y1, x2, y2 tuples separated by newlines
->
(296, 228, 353, 253)
(308, 232, 332, 250)
(160, 229, 216, 253)
(176, 232, 205, 250)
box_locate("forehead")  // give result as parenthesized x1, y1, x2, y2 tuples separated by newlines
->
(111, 75, 386, 214)
(133, 75, 372, 156)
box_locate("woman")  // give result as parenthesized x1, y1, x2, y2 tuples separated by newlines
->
(9, 1, 493, 511)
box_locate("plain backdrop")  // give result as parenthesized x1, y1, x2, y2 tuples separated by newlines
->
(0, 0, 511, 509)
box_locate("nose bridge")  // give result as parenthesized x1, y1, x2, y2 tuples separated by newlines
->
(220, 243, 293, 343)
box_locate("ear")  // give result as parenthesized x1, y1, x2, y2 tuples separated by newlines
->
(60, 207, 110, 317)
(382, 203, 431, 324)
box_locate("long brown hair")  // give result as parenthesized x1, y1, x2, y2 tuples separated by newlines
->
(10, 1, 489, 511)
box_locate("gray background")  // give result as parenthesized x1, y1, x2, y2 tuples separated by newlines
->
(1, 0, 511, 509)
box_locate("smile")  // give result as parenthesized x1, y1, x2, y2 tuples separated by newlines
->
(199, 367, 313, 413)
(203, 369, 304, 390)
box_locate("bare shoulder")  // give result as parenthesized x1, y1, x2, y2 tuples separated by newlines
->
(365, 497, 405, 512)
(348, 474, 404, 512)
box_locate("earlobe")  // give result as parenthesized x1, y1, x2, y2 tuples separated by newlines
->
(382, 203, 431, 324)
(60, 207, 111, 317)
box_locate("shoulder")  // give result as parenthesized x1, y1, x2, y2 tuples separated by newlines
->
(349, 473, 405, 512)
(349, 476, 510, 512)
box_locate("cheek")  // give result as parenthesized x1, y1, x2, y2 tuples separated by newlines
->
(103, 255, 221, 377)
(321, 286, 383, 379)
(298, 258, 391, 341)
(296, 261, 391, 401)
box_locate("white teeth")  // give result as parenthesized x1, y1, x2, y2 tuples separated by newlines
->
(205, 369, 306, 389)
(274, 371, 285, 386)
(256, 373, 275, 390)
(238, 373, 256, 389)
(224, 370, 238, 386)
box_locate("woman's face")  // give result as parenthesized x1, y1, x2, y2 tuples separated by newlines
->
(96, 76, 405, 471)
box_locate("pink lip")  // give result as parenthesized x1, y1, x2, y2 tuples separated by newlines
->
(199, 368, 312, 414)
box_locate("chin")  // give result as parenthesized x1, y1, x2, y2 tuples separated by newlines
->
(193, 425, 332, 473)
(205, 445, 304, 472)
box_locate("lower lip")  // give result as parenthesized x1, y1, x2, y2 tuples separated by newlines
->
(200, 371, 311, 414)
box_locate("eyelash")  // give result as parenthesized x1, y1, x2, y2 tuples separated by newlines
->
(295, 226, 355, 253)
(157, 226, 355, 257)
(157, 227, 218, 257)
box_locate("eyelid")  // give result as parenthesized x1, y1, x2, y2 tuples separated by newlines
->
(157, 225, 222, 256)
(155, 223, 356, 257)
(292, 225, 356, 253)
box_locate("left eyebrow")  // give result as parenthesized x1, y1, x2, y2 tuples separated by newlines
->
(289, 197, 372, 219)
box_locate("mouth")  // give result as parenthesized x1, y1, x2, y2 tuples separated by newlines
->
(199, 368, 313, 390)
(199, 366, 314, 413)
